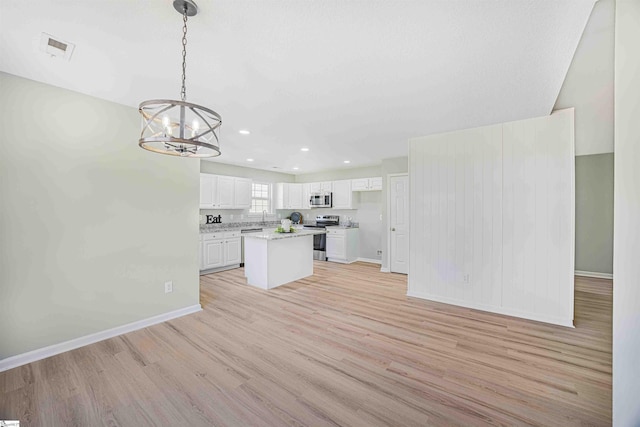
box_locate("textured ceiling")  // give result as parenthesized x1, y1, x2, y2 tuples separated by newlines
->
(0, 0, 595, 174)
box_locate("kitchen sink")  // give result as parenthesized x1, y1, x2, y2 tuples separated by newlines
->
(241, 228, 263, 233)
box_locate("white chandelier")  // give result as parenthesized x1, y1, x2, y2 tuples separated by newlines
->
(138, 0, 222, 158)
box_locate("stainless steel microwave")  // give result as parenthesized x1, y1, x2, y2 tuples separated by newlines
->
(310, 192, 332, 208)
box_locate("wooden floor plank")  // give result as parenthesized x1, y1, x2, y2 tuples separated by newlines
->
(0, 261, 612, 426)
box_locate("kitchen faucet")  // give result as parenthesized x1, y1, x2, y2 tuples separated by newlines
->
(262, 210, 267, 224)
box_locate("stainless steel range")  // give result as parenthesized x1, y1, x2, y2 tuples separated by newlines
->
(303, 215, 339, 260)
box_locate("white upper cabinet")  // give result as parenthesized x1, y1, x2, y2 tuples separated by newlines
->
(199, 174, 216, 208)
(234, 178, 252, 209)
(352, 177, 382, 191)
(199, 174, 253, 209)
(276, 183, 308, 209)
(289, 183, 303, 208)
(332, 179, 356, 209)
(310, 181, 332, 193)
(217, 176, 235, 208)
(302, 183, 311, 208)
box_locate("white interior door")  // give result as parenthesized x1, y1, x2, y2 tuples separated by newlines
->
(390, 175, 409, 274)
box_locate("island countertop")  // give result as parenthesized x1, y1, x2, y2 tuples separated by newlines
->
(242, 229, 326, 241)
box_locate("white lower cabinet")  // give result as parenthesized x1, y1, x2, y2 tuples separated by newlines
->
(201, 231, 241, 271)
(326, 227, 359, 263)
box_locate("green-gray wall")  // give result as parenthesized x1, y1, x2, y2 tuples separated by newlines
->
(296, 165, 384, 261)
(0, 72, 201, 360)
(294, 165, 382, 183)
(201, 161, 295, 183)
(575, 153, 614, 274)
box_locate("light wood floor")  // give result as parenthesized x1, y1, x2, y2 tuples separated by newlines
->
(1, 262, 612, 426)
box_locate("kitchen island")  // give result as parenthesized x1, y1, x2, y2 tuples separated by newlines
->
(243, 229, 327, 290)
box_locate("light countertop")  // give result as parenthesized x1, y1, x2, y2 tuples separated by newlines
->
(242, 229, 326, 241)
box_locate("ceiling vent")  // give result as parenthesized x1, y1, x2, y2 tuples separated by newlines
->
(39, 33, 75, 61)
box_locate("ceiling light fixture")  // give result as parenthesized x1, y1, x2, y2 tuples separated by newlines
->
(246, 158, 254, 162)
(301, 147, 310, 152)
(138, 0, 222, 158)
(239, 130, 251, 135)
(343, 160, 351, 164)
(293, 167, 299, 170)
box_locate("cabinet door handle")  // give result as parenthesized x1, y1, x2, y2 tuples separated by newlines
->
(391, 227, 396, 231)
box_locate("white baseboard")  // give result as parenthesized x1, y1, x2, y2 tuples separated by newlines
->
(0, 304, 202, 373)
(406, 290, 574, 328)
(200, 264, 240, 275)
(357, 257, 382, 265)
(380, 267, 390, 273)
(575, 270, 613, 280)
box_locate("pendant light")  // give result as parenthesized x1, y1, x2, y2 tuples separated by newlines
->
(138, 0, 222, 158)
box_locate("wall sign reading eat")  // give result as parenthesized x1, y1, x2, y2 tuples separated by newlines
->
(206, 215, 222, 224)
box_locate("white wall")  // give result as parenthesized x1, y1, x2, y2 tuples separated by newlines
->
(408, 110, 574, 326)
(0, 72, 201, 360)
(502, 110, 575, 323)
(613, 1, 640, 425)
(554, 0, 614, 156)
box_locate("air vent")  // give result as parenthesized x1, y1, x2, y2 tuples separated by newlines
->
(39, 33, 75, 61)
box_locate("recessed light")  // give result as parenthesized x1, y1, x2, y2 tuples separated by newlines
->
(246, 158, 254, 162)
(293, 167, 299, 170)
(301, 147, 309, 152)
(343, 160, 351, 164)
(239, 130, 251, 135)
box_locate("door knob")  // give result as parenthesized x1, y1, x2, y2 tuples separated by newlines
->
(391, 228, 396, 231)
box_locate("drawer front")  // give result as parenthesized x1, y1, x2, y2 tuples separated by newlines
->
(326, 228, 346, 235)
(224, 231, 241, 238)
(202, 233, 221, 240)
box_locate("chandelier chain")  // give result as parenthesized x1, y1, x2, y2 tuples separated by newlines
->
(180, 7, 188, 101)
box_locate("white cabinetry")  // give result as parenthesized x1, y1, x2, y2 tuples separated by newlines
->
(217, 176, 235, 208)
(310, 181, 332, 193)
(199, 174, 252, 209)
(276, 183, 308, 209)
(199, 174, 216, 209)
(234, 178, 252, 209)
(201, 231, 241, 271)
(326, 227, 359, 263)
(332, 179, 356, 209)
(352, 177, 382, 191)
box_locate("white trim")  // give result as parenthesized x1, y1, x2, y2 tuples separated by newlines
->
(406, 290, 574, 328)
(380, 267, 390, 273)
(0, 304, 202, 373)
(357, 257, 382, 265)
(575, 270, 613, 280)
(200, 264, 241, 275)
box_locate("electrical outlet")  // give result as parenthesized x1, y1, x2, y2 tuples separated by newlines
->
(377, 250, 382, 255)
(463, 274, 471, 284)
(164, 281, 173, 293)
(230, 214, 234, 220)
